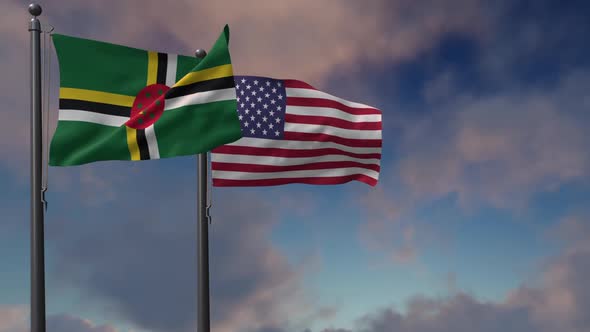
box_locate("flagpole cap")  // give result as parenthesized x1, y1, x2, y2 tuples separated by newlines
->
(28, 3, 42, 16)
(195, 49, 207, 59)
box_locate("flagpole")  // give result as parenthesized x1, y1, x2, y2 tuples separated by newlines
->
(28, 3, 46, 332)
(195, 48, 211, 332)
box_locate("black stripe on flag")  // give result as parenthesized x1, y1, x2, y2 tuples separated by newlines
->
(59, 99, 131, 117)
(165, 76, 235, 99)
(136, 129, 150, 160)
(156, 53, 168, 85)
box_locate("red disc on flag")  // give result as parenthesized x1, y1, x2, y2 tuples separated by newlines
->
(126, 84, 170, 129)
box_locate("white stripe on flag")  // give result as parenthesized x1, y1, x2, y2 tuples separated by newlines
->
(212, 153, 380, 166)
(286, 106, 382, 123)
(58, 109, 128, 127)
(145, 124, 160, 159)
(212, 167, 379, 181)
(286, 88, 375, 109)
(166, 55, 178, 87)
(223, 137, 382, 154)
(164, 88, 236, 111)
(284, 123, 382, 140)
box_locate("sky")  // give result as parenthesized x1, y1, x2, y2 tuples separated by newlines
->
(1, 0, 590, 331)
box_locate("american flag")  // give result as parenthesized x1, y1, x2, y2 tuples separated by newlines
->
(211, 76, 382, 186)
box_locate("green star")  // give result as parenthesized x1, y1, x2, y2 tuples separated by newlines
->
(138, 118, 143, 124)
(158, 89, 163, 95)
(150, 113, 156, 119)
(145, 92, 151, 97)
(155, 100, 161, 106)
(137, 103, 143, 109)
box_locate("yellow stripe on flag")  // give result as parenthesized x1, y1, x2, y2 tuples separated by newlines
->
(130, 51, 161, 161)
(173, 64, 233, 87)
(147, 51, 158, 85)
(126, 126, 140, 160)
(60, 88, 134, 107)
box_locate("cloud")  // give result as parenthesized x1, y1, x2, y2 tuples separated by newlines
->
(359, 71, 590, 264)
(45, 165, 316, 332)
(350, 293, 537, 332)
(397, 69, 590, 210)
(0, 306, 26, 332)
(355, 183, 454, 266)
(13, 205, 590, 332)
(350, 2, 590, 265)
(357, 186, 419, 264)
(475, 0, 590, 85)
(505, 216, 590, 332)
(48, 163, 133, 206)
(47, 314, 119, 332)
(316, 215, 590, 332)
(549, 215, 590, 245)
(0, 306, 118, 332)
(0, 0, 492, 175)
(209, 191, 314, 332)
(36, 0, 489, 84)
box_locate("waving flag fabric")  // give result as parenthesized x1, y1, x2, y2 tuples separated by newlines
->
(211, 76, 382, 186)
(49, 25, 241, 166)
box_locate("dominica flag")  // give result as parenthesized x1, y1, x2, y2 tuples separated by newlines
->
(49, 25, 242, 166)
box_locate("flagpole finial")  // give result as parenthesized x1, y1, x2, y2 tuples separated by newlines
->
(195, 49, 207, 59)
(28, 3, 42, 16)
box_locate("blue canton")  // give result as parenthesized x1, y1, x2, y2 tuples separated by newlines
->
(234, 76, 287, 139)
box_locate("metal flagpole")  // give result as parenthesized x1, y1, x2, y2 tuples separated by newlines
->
(195, 48, 211, 332)
(28, 3, 46, 332)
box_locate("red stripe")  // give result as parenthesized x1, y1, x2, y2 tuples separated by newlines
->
(213, 174, 378, 187)
(283, 132, 382, 148)
(285, 113, 382, 130)
(283, 79, 317, 90)
(212, 161, 380, 173)
(287, 97, 381, 115)
(212, 145, 381, 160)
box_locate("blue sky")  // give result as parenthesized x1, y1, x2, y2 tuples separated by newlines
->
(1, 1, 590, 332)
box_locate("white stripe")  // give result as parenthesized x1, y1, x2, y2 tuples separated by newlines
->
(145, 124, 160, 159)
(284, 123, 382, 140)
(286, 106, 382, 123)
(58, 109, 127, 127)
(286, 88, 376, 109)
(212, 153, 380, 166)
(164, 88, 236, 111)
(212, 167, 379, 181)
(166, 54, 178, 87)
(223, 137, 381, 154)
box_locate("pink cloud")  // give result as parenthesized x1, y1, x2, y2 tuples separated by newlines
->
(356, 186, 421, 265)
(504, 216, 590, 331)
(0, 306, 119, 332)
(357, 70, 590, 267)
(397, 70, 590, 210)
(0, 306, 26, 332)
(313, 214, 590, 332)
(38, 0, 487, 85)
(0, 0, 491, 175)
(307, 221, 589, 332)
